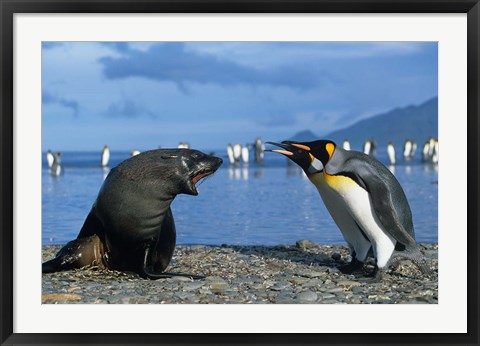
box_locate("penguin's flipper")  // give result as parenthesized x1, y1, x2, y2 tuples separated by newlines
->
(331, 157, 416, 248)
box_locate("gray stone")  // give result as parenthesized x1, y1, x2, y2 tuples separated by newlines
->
(182, 282, 205, 291)
(296, 290, 318, 303)
(296, 239, 319, 249)
(297, 270, 324, 278)
(331, 253, 342, 261)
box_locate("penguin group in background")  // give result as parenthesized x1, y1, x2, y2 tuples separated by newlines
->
(101, 145, 110, 167)
(266, 139, 430, 279)
(227, 139, 264, 165)
(50, 152, 63, 176)
(342, 140, 351, 151)
(421, 137, 439, 164)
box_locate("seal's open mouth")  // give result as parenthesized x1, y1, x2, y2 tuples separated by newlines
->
(191, 168, 215, 193)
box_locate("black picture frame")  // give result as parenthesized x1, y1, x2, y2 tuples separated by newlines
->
(1, 1, 479, 345)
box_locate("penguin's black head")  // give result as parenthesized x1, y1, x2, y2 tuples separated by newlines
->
(266, 140, 336, 175)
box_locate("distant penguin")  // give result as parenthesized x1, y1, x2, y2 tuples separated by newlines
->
(241, 145, 250, 164)
(254, 138, 265, 163)
(50, 152, 62, 176)
(266, 140, 430, 279)
(422, 140, 430, 162)
(428, 137, 435, 157)
(227, 144, 235, 164)
(432, 139, 439, 164)
(403, 140, 412, 160)
(130, 149, 141, 157)
(46, 150, 54, 168)
(233, 144, 242, 162)
(387, 142, 396, 166)
(410, 142, 417, 158)
(343, 140, 351, 151)
(101, 145, 110, 167)
(363, 140, 372, 155)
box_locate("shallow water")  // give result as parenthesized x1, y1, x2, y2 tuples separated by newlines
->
(42, 150, 438, 246)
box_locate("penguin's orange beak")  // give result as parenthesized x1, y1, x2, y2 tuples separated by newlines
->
(264, 142, 294, 156)
(265, 141, 313, 173)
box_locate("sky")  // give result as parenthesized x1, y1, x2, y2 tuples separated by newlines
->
(42, 42, 437, 152)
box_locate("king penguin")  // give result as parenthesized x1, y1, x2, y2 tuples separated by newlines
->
(266, 139, 429, 278)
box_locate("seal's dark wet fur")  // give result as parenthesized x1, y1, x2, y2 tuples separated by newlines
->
(42, 149, 223, 279)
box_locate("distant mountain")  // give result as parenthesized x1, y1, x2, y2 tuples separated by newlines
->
(289, 97, 438, 150)
(288, 130, 319, 142)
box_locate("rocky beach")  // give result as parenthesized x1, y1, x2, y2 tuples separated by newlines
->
(42, 241, 438, 304)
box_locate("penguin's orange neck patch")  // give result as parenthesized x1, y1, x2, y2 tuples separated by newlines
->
(323, 172, 356, 191)
(326, 143, 335, 158)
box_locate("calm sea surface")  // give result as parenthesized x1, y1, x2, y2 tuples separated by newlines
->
(42, 149, 438, 246)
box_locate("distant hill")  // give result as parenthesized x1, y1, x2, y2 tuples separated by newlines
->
(288, 130, 319, 142)
(289, 97, 438, 150)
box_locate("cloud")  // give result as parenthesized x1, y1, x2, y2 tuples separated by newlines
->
(104, 99, 157, 119)
(99, 42, 131, 53)
(42, 91, 79, 116)
(185, 42, 430, 69)
(98, 42, 325, 90)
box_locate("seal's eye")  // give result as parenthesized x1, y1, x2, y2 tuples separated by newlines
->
(161, 155, 178, 159)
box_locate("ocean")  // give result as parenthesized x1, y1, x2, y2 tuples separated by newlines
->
(42, 149, 438, 246)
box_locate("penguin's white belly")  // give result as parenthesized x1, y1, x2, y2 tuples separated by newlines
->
(308, 173, 371, 261)
(322, 173, 396, 268)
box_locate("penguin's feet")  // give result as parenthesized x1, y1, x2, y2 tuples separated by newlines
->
(339, 258, 364, 274)
(367, 266, 388, 282)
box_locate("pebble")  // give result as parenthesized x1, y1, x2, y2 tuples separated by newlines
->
(296, 240, 319, 249)
(210, 282, 229, 290)
(338, 280, 362, 287)
(182, 282, 205, 291)
(296, 290, 318, 303)
(42, 242, 438, 304)
(331, 253, 342, 261)
(297, 270, 325, 278)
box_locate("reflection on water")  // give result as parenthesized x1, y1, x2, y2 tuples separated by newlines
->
(42, 151, 438, 246)
(228, 166, 250, 181)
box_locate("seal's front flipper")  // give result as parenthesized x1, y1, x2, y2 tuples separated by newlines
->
(42, 235, 106, 273)
(140, 245, 204, 280)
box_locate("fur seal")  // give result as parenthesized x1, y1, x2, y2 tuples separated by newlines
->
(42, 149, 223, 279)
